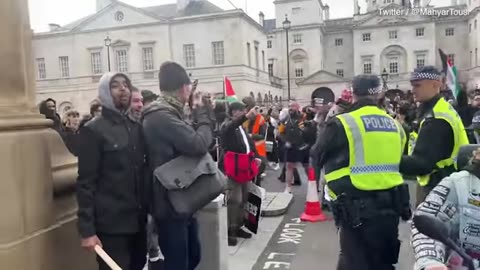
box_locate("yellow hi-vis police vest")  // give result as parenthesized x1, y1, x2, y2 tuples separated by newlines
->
(416, 98, 469, 186)
(408, 131, 418, 155)
(324, 106, 406, 199)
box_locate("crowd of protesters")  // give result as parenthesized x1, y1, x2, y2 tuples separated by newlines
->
(36, 58, 480, 270)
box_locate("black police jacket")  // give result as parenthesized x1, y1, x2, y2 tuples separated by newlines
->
(76, 107, 148, 238)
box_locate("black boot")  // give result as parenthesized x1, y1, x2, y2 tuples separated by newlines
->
(278, 164, 286, 182)
(237, 228, 252, 239)
(293, 168, 301, 186)
(228, 236, 238, 246)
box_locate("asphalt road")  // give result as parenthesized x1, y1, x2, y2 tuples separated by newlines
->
(256, 169, 417, 270)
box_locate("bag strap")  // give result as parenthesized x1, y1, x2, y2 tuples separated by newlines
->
(249, 152, 255, 176)
(235, 153, 239, 177)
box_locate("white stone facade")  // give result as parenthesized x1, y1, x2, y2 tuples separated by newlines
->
(33, 0, 283, 114)
(265, 0, 480, 105)
(33, 0, 480, 112)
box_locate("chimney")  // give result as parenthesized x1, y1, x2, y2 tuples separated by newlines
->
(96, 0, 116, 12)
(354, 0, 360, 14)
(48, 23, 61, 32)
(177, 0, 191, 12)
(324, 5, 330, 20)
(259, 12, 265, 27)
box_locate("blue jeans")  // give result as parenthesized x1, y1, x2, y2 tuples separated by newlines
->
(156, 217, 201, 270)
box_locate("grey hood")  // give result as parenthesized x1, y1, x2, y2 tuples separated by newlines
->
(98, 72, 132, 114)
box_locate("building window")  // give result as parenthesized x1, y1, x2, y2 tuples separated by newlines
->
(336, 69, 344, 77)
(389, 57, 399, 74)
(90, 52, 102, 74)
(389, 30, 397, 39)
(254, 43, 259, 71)
(363, 61, 372, 74)
(476, 20, 478, 29)
(268, 63, 274, 76)
(294, 63, 303, 78)
(415, 28, 425, 37)
(142, 47, 154, 71)
(293, 34, 302, 44)
(448, 54, 455, 66)
(212, 41, 224, 65)
(247, 42, 251, 66)
(416, 54, 425, 68)
(183, 44, 195, 68)
(36, 58, 46, 79)
(267, 40, 272, 49)
(292, 7, 301, 15)
(115, 49, 128, 72)
(362, 33, 371, 41)
(59, 56, 69, 78)
(470, 24, 472, 33)
(471, 51, 473, 67)
(262, 51, 265, 71)
(445, 28, 454, 36)
(335, 38, 343, 46)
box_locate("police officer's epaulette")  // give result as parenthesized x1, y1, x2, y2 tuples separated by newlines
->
(424, 110, 434, 120)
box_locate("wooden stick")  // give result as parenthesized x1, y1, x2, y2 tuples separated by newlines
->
(94, 245, 122, 270)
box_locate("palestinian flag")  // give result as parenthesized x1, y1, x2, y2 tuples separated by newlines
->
(224, 76, 238, 103)
(439, 48, 461, 99)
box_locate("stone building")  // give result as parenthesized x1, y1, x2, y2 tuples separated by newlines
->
(33, 0, 480, 112)
(265, 0, 480, 104)
(33, 0, 282, 114)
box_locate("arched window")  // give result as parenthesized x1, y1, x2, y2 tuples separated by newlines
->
(290, 49, 309, 79)
(58, 101, 74, 114)
(380, 45, 407, 75)
(257, 93, 262, 104)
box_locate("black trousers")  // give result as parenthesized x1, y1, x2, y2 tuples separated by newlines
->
(97, 231, 147, 270)
(336, 214, 400, 270)
(157, 217, 201, 270)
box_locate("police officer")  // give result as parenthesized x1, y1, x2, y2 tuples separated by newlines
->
(312, 75, 410, 270)
(399, 66, 469, 205)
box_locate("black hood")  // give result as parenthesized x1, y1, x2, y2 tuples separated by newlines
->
(39, 98, 59, 120)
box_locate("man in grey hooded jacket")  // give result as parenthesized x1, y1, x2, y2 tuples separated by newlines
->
(142, 61, 215, 270)
(76, 72, 148, 270)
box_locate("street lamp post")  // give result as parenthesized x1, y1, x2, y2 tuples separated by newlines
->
(283, 15, 291, 101)
(104, 35, 112, 72)
(381, 68, 389, 91)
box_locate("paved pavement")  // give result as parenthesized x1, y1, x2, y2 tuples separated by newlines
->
(228, 168, 418, 270)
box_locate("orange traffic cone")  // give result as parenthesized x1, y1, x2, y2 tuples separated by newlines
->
(300, 166, 329, 222)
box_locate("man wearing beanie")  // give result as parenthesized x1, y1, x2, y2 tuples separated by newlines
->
(311, 74, 409, 270)
(399, 66, 468, 204)
(142, 61, 215, 270)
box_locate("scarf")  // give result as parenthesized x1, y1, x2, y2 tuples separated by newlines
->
(162, 93, 185, 116)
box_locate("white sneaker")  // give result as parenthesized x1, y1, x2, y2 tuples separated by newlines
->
(284, 186, 292, 194)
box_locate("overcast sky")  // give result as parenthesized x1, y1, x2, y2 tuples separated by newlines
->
(29, 0, 451, 32)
